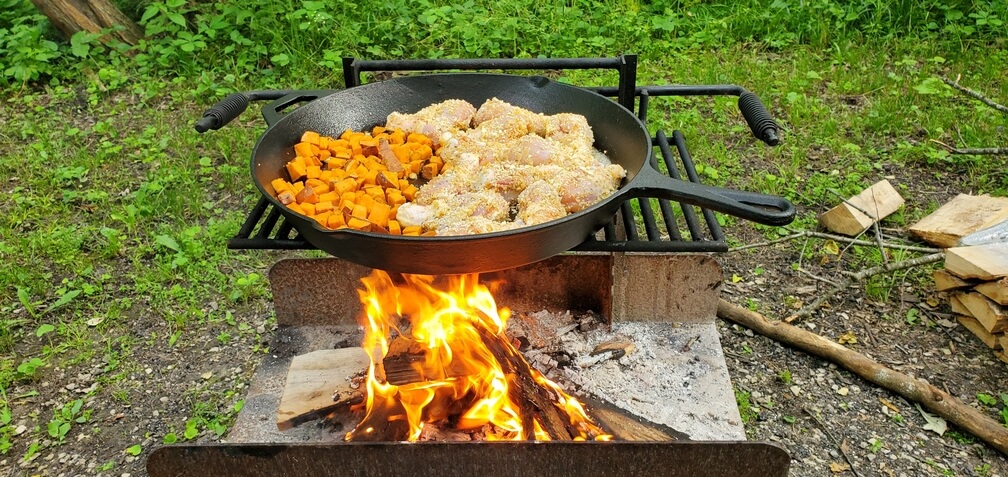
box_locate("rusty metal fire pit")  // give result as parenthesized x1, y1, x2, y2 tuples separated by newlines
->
(146, 254, 790, 476)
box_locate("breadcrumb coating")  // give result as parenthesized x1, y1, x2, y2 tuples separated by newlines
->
(387, 98, 626, 235)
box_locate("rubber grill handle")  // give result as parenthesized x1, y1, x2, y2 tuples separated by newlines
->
(738, 91, 780, 146)
(194, 93, 250, 133)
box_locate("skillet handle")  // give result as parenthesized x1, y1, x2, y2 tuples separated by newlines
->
(194, 90, 291, 133)
(738, 91, 780, 146)
(261, 90, 338, 127)
(628, 166, 796, 226)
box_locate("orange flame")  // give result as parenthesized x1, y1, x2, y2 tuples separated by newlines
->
(346, 271, 610, 442)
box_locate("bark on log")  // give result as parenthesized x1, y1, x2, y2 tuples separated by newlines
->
(718, 298, 1008, 456)
(30, 0, 142, 45)
(476, 325, 573, 440)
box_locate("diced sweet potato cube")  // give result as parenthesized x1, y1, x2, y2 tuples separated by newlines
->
(402, 184, 418, 201)
(301, 202, 316, 215)
(294, 141, 315, 158)
(359, 138, 379, 157)
(347, 216, 371, 231)
(301, 131, 321, 145)
(402, 226, 422, 236)
(271, 178, 291, 194)
(351, 204, 368, 219)
(314, 211, 332, 227)
(277, 190, 296, 205)
(327, 212, 346, 229)
(356, 193, 375, 210)
(421, 162, 439, 180)
(364, 169, 379, 186)
(389, 130, 406, 145)
(391, 144, 410, 162)
(376, 170, 399, 189)
(306, 165, 322, 180)
(286, 161, 307, 182)
(325, 157, 347, 170)
(407, 132, 431, 145)
(316, 201, 335, 214)
(367, 203, 391, 229)
(287, 202, 306, 215)
(388, 220, 401, 235)
(333, 178, 357, 195)
(410, 144, 433, 162)
(317, 191, 339, 203)
(296, 185, 319, 204)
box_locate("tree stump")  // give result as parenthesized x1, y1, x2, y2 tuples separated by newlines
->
(30, 0, 142, 45)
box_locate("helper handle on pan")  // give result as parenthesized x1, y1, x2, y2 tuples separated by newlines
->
(738, 91, 780, 146)
(193, 90, 292, 133)
(628, 165, 796, 226)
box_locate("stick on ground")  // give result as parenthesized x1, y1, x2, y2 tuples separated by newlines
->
(718, 298, 1008, 455)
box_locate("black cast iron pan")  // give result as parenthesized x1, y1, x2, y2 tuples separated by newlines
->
(242, 74, 793, 274)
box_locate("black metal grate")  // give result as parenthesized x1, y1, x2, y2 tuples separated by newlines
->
(227, 55, 777, 253)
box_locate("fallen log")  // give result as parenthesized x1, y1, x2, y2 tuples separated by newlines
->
(717, 298, 1008, 455)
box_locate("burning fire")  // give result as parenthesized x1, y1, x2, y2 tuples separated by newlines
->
(346, 271, 610, 442)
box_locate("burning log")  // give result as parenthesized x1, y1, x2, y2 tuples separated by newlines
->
(473, 323, 574, 440)
(342, 271, 613, 442)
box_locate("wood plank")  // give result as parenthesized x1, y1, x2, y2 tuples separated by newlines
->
(582, 396, 688, 441)
(933, 268, 976, 291)
(976, 278, 1008, 306)
(956, 314, 1004, 349)
(909, 194, 1008, 248)
(819, 179, 905, 236)
(950, 293, 972, 317)
(945, 244, 1008, 280)
(957, 292, 1008, 334)
(277, 348, 370, 431)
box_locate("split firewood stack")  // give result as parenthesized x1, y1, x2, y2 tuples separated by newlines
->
(908, 194, 1008, 363)
(934, 247, 1008, 362)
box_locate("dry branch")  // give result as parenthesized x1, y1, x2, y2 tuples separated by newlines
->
(941, 75, 1008, 114)
(929, 75, 1007, 156)
(729, 229, 940, 254)
(717, 299, 1008, 456)
(787, 253, 945, 322)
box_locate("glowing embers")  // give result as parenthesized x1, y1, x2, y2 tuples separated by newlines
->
(346, 271, 610, 442)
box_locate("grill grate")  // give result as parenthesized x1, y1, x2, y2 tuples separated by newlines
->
(227, 55, 782, 253)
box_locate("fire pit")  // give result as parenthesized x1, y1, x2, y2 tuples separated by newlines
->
(158, 56, 792, 476)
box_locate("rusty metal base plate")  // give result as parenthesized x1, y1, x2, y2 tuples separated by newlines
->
(147, 441, 789, 477)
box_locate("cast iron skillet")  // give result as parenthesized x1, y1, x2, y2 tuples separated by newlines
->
(247, 74, 794, 274)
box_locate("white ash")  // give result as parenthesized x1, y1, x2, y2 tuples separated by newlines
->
(509, 310, 746, 441)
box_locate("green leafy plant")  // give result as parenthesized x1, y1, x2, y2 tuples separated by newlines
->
(47, 399, 90, 443)
(229, 272, 264, 302)
(735, 389, 757, 424)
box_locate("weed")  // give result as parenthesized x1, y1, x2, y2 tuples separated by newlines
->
(976, 392, 1008, 426)
(735, 389, 758, 424)
(0, 390, 13, 454)
(777, 369, 793, 385)
(229, 272, 265, 302)
(47, 399, 90, 444)
(868, 437, 884, 453)
(947, 430, 976, 445)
